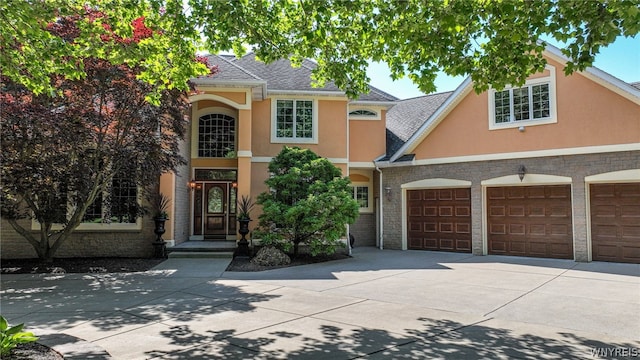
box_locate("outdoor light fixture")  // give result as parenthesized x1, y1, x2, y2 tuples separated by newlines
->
(518, 165, 526, 182)
(188, 179, 197, 191)
(231, 182, 238, 189)
(385, 186, 392, 201)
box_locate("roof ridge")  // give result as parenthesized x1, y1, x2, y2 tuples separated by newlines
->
(209, 53, 263, 81)
(367, 85, 399, 101)
(398, 91, 454, 102)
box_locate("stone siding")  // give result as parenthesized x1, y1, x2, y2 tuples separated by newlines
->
(1, 217, 155, 259)
(350, 213, 376, 247)
(381, 151, 640, 262)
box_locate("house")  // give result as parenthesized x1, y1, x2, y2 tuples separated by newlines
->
(0, 52, 396, 258)
(2, 45, 638, 263)
(378, 45, 640, 263)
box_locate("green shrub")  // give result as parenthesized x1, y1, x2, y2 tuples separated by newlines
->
(0, 315, 38, 356)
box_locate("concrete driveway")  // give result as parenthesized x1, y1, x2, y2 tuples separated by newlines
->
(1, 247, 638, 359)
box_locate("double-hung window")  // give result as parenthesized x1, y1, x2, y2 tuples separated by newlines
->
(353, 186, 369, 209)
(273, 99, 317, 143)
(490, 65, 556, 129)
(83, 164, 139, 225)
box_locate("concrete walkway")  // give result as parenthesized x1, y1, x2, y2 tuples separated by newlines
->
(1, 247, 638, 359)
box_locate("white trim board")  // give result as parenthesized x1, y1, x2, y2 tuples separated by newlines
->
(378, 143, 640, 168)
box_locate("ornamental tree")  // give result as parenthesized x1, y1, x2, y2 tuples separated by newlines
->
(0, 13, 208, 261)
(2, 1, 638, 99)
(255, 147, 359, 258)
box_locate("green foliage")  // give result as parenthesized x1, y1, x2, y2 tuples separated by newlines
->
(150, 192, 171, 219)
(2, 1, 637, 100)
(1, 12, 189, 261)
(255, 147, 359, 257)
(0, 315, 38, 356)
(237, 195, 255, 220)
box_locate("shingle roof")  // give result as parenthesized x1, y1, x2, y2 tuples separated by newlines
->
(204, 54, 262, 82)
(384, 92, 453, 157)
(233, 53, 343, 93)
(198, 53, 396, 101)
(631, 81, 640, 90)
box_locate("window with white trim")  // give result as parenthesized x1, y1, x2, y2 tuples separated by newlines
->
(198, 113, 236, 158)
(493, 83, 550, 123)
(489, 66, 556, 129)
(83, 165, 139, 224)
(353, 186, 369, 208)
(349, 109, 377, 117)
(273, 99, 317, 143)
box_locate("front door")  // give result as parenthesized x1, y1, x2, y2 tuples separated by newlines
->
(193, 182, 237, 238)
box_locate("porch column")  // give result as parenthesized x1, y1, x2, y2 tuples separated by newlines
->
(237, 108, 252, 204)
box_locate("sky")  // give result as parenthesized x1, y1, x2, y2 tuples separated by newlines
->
(367, 36, 640, 99)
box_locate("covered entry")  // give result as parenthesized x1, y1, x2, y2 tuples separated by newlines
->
(487, 185, 573, 259)
(406, 188, 472, 252)
(191, 169, 237, 240)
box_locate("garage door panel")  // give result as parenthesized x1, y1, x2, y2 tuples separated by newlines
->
(623, 226, 640, 238)
(622, 246, 640, 262)
(509, 224, 526, 235)
(590, 183, 640, 263)
(508, 206, 526, 217)
(408, 206, 423, 217)
(621, 205, 640, 217)
(407, 188, 471, 253)
(487, 185, 573, 259)
(550, 244, 572, 258)
(490, 206, 506, 216)
(439, 189, 453, 200)
(456, 239, 472, 251)
(439, 206, 453, 216)
(424, 206, 437, 217)
(408, 191, 423, 201)
(509, 241, 526, 255)
(490, 223, 506, 235)
(529, 242, 548, 256)
(456, 223, 470, 233)
(456, 206, 470, 216)
(488, 187, 506, 199)
(507, 187, 526, 199)
(409, 237, 424, 249)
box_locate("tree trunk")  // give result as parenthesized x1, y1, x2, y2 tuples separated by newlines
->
(293, 241, 300, 259)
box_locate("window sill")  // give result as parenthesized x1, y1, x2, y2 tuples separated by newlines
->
(489, 117, 556, 130)
(271, 137, 318, 145)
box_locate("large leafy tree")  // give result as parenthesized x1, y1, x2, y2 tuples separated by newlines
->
(0, 12, 203, 261)
(256, 147, 359, 258)
(2, 1, 638, 100)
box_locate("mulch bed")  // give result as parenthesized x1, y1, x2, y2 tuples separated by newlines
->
(226, 251, 350, 272)
(3, 343, 63, 360)
(0, 257, 166, 274)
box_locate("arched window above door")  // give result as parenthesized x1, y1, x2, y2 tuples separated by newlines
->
(198, 113, 236, 158)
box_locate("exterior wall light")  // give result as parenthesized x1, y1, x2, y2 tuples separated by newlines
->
(518, 165, 526, 182)
(188, 179, 197, 191)
(385, 186, 392, 201)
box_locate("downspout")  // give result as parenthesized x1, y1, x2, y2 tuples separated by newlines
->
(376, 165, 384, 250)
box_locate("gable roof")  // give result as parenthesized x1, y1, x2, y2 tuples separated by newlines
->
(383, 44, 640, 164)
(383, 92, 453, 158)
(194, 53, 397, 102)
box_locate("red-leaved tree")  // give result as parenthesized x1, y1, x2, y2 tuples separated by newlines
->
(0, 11, 214, 261)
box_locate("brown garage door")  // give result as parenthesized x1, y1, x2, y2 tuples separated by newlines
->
(590, 183, 640, 263)
(487, 185, 573, 259)
(407, 188, 471, 252)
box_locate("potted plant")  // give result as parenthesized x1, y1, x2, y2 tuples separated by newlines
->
(236, 195, 254, 258)
(150, 192, 171, 258)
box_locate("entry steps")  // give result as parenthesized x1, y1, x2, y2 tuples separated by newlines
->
(167, 240, 236, 259)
